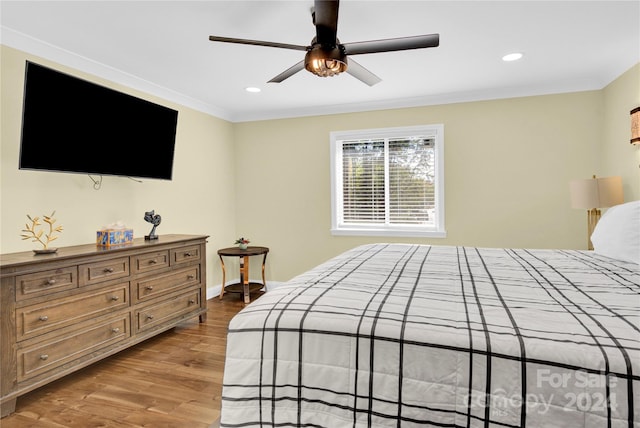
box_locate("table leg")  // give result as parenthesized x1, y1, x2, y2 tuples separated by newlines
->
(261, 252, 268, 291)
(240, 255, 250, 304)
(218, 255, 226, 299)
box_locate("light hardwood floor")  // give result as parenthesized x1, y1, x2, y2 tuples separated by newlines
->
(0, 293, 258, 428)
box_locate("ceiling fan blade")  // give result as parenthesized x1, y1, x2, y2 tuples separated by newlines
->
(268, 60, 306, 83)
(313, 0, 339, 45)
(209, 36, 308, 51)
(343, 34, 439, 55)
(346, 58, 382, 86)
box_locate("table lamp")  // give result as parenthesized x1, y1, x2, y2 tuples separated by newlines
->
(569, 175, 623, 250)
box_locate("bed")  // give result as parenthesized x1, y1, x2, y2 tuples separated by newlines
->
(220, 202, 640, 427)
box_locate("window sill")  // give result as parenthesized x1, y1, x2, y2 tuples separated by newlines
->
(331, 228, 447, 238)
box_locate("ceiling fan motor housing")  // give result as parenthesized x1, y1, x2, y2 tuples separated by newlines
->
(304, 43, 348, 77)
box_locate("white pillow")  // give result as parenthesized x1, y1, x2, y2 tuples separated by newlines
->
(591, 200, 640, 264)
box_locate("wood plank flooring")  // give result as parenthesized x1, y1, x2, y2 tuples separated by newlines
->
(0, 293, 259, 428)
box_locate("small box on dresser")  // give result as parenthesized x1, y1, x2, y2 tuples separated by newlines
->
(0, 234, 208, 417)
(96, 228, 134, 247)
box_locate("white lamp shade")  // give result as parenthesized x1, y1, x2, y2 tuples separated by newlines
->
(569, 176, 623, 209)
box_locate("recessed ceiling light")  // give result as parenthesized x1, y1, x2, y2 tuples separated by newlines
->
(502, 52, 523, 62)
(245, 87, 261, 93)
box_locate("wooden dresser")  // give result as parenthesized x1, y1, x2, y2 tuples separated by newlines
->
(0, 234, 208, 417)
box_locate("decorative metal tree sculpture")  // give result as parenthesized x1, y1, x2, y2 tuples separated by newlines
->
(21, 211, 63, 253)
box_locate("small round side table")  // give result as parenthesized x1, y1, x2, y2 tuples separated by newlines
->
(218, 246, 269, 304)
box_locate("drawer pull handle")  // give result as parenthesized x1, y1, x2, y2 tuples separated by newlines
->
(149, 259, 157, 264)
(104, 267, 114, 273)
(46, 279, 56, 285)
(110, 296, 119, 301)
(40, 354, 48, 360)
(184, 252, 192, 257)
(146, 314, 154, 320)
(39, 315, 49, 322)
(112, 327, 120, 333)
(187, 275, 195, 280)
(189, 299, 195, 304)
(146, 285, 154, 291)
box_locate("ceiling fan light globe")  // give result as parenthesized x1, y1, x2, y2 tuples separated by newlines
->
(308, 59, 347, 77)
(305, 46, 347, 77)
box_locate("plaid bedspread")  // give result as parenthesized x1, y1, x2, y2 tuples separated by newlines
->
(220, 244, 640, 427)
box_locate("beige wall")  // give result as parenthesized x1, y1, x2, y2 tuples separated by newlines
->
(602, 63, 640, 200)
(2, 43, 638, 286)
(0, 45, 238, 292)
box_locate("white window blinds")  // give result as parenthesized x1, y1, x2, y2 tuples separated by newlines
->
(331, 125, 445, 237)
(341, 139, 385, 224)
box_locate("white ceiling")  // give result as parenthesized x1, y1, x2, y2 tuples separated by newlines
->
(1, 1, 639, 123)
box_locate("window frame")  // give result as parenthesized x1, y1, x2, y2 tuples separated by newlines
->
(330, 124, 446, 238)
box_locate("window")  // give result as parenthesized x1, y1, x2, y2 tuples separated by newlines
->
(330, 124, 445, 237)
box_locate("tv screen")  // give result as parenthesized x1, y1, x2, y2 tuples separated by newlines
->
(19, 61, 178, 180)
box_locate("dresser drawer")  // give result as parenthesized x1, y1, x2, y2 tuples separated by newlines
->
(131, 250, 169, 275)
(79, 257, 129, 286)
(135, 290, 201, 333)
(134, 265, 199, 303)
(170, 245, 201, 265)
(16, 266, 78, 301)
(17, 315, 130, 382)
(16, 283, 129, 340)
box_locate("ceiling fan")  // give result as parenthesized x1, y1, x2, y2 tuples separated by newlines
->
(208, 0, 439, 86)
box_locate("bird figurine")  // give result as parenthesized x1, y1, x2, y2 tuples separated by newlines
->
(144, 210, 162, 240)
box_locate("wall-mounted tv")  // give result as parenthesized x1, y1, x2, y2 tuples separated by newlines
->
(19, 61, 178, 180)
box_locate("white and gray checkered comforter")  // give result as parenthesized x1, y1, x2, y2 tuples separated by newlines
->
(220, 244, 640, 427)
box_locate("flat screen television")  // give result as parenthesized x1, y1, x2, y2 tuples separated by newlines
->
(19, 61, 178, 180)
